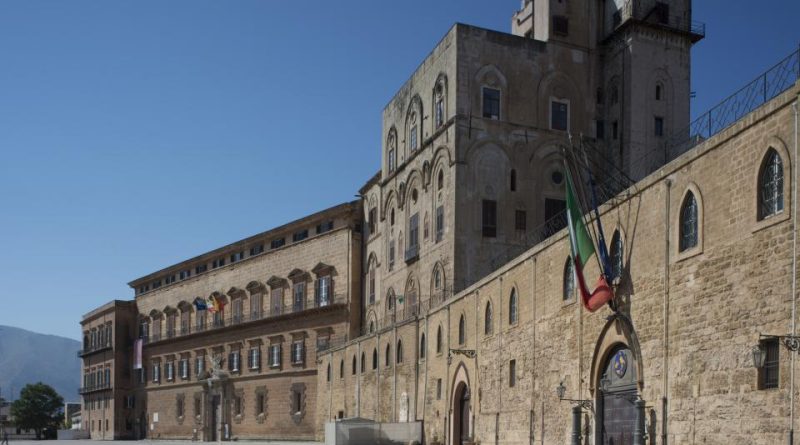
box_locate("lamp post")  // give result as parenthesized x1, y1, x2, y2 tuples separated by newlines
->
(752, 334, 800, 444)
(556, 381, 593, 445)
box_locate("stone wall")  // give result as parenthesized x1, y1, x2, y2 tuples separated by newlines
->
(319, 82, 800, 444)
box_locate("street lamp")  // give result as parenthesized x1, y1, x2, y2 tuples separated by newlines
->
(556, 381, 592, 445)
(751, 344, 766, 369)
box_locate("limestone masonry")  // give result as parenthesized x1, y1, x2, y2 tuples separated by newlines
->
(79, 1, 800, 444)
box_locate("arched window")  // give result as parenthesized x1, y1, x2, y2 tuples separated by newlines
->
(396, 340, 404, 364)
(759, 149, 784, 220)
(564, 258, 575, 300)
(438, 170, 444, 190)
(434, 77, 446, 129)
(385, 344, 391, 367)
(484, 301, 493, 335)
(340, 360, 344, 379)
(510, 169, 517, 191)
(610, 230, 623, 280)
(679, 192, 698, 252)
(360, 352, 366, 373)
(655, 83, 663, 101)
(420, 334, 426, 359)
(458, 315, 466, 345)
(509, 288, 518, 324)
(387, 129, 398, 173)
(372, 348, 378, 370)
(369, 320, 375, 333)
(351, 356, 356, 375)
(326, 364, 331, 382)
(436, 326, 443, 354)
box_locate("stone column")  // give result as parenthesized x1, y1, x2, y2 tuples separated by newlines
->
(633, 399, 646, 445)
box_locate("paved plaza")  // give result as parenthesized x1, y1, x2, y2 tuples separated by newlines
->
(12, 441, 322, 445)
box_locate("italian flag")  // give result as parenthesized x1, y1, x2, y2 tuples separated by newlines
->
(565, 168, 614, 312)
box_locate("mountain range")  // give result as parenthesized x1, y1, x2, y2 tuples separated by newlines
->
(0, 325, 80, 402)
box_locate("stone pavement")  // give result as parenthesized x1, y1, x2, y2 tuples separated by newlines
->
(12, 441, 322, 445)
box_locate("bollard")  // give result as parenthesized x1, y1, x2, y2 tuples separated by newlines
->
(633, 399, 646, 445)
(571, 405, 582, 445)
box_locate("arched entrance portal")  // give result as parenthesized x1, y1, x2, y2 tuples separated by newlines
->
(453, 382, 471, 444)
(597, 345, 638, 444)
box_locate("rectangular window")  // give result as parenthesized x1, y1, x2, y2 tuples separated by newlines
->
(234, 396, 242, 416)
(369, 269, 375, 305)
(368, 208, 377, 235)
(292, 229, 308, 242)
(655, 2, 670, 24)
(229, 351, 240, 372)
(759, 339, 779, 390)
(195, 264, 207, 274)
(166, 362, 174, 381)
(195, 356, 205, 377)
(317, 276, 331, 306)
(249, 244, 264, 256)
(165, 275, 176, 284)
(596, 120, 605, 140)
(509, 359, 517, 387)
(256, 393, 265, 415)
(271, 288, 283, 315)
(436, 379, 442, 400)
(612, 121, 619, 140)
(151, 363, 159, 383)
(292, 341, 305, 364)
(230, 252, 243, 263)
(435, 97, 444, 128)
(654, 116, 664, 137)
(515, 209, 527, 231)
(293, 283, 305, 312)
(270, 238, 285, 249)
(436, 206, 444, 242)
(179, 269, 191, 280)
(212, 258, 225, 269)
(152, 280, 162, 289)
(316, 220, 334, 234)
(249, 348, 261, 370)
(269, 345, 281, 367)
(410, 125, 418, 151)
(553, 15, 569, 36)
(551, 100, 569, 131)
(389, 240, 395, 271)
(482, 87, 501, 120)
(180, 359, 189, 380)
(292, 390, 302, 414)
(388, 148, 396, 172)
(482, 200, 497, 238)
(409, 213, 419, 248)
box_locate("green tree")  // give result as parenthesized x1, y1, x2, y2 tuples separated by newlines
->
(10, 383, 64, 439)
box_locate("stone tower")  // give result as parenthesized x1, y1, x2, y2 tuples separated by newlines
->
(513, 0, 704, 181)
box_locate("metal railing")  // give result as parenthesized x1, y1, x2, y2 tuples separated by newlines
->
(660, 48, 800, 172)
(141, 294, 348, 345)
(78, 381, 111, 395)
(77, 342, 112, 358)
(612, 0, 705, 41)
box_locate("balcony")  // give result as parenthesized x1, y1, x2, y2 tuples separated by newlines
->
(142, 294, 348, 345)
(77, 342, 112, 358)
(78, 381, 111, 395)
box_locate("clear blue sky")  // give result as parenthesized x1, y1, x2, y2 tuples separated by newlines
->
(0, 1, 798, 340)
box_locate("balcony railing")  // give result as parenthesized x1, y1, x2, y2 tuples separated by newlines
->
(77, 342, 112, 358)
(140, 294, 348, 345)
(404, 244, 419, 263)
(78, 381, 111, 395)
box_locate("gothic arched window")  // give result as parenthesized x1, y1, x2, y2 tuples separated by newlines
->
(759, 149, 784, 220)
(509, 288, 518, 324)
(680, 192, 698, 252)
(484, 301, 493, 335)
(458, 315, 466, 345)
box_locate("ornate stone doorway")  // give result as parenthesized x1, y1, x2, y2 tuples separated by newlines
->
(597, 346, 638, 445)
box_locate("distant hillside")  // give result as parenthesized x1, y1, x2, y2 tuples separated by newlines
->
(0, 325, 80, 402)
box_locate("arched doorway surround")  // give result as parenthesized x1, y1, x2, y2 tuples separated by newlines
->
(591, 315, 644, 445)
(449, 362, 472, 445)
